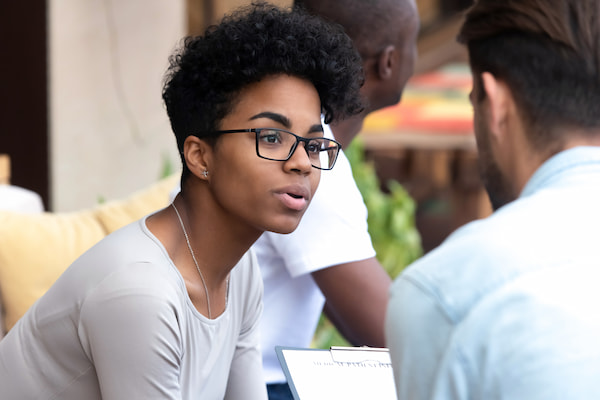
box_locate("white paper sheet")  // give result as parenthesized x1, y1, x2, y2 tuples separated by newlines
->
(276, 346, 397, 400)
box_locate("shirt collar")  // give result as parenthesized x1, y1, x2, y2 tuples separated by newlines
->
(520, 146, 600, 198)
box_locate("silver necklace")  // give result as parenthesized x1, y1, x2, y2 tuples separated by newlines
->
(172, 202, 212, 319)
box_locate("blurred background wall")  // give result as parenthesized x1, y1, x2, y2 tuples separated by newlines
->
(49, 0, 185, 212)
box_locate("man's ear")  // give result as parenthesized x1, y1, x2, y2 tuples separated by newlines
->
(377, 45, 396, 80)
(481, 72, 512, 140)
(183, 135, 212, 180)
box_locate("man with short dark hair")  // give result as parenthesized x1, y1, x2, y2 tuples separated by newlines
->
(386, 0, 600, 398)
(251, 1, 420, 399)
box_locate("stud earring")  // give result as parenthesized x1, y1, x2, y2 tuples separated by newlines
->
(202, 170, 209, 178)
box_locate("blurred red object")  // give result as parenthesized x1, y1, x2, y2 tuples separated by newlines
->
(363, 63, 473, 136)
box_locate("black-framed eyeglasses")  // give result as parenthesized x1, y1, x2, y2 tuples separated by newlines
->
(197, 128, 341, 170)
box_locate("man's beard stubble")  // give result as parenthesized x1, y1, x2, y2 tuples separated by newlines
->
(475, 121, 516, 211)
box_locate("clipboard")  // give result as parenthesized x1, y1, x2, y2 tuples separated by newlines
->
(275, 346, 397, 400)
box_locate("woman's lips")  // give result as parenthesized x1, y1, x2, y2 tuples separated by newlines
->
(276, 192, 308, 211)
(275, 186, 310, 211)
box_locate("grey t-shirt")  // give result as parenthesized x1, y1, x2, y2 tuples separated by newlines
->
(0, 216, 266, 400)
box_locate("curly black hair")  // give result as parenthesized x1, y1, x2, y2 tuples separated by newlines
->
(162, 2, 364, 179)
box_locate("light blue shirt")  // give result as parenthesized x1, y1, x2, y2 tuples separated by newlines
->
(386, 146, 600, 400)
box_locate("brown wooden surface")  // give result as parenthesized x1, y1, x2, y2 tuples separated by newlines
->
(186, 0, 292, 34)
(0, 154, 10, 185)
(364, 143, 492, 253)
(415, 15, 469, 74)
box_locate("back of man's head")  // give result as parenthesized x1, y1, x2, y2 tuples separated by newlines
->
(294, 0, 419, 113)
(458, 0, 600, 149)
(294, 0, 407, 58)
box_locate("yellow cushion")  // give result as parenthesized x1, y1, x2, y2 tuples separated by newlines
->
(93, 174, 179, 232)
(0, 174, 179, 332)
(0, 210, 105, 331)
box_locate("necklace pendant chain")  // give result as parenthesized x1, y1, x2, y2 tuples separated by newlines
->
(172, 203, 212, 319)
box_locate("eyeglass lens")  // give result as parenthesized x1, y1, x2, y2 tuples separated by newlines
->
(256, 129, 338, 170)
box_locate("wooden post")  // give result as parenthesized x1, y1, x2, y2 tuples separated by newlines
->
(0, 154, 10, 185)
(187, 0, 292, 35)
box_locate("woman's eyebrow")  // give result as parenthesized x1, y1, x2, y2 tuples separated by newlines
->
(250, 112, 324, 135)
(249, 112, 291, 128)
(308, 124, 324, 134)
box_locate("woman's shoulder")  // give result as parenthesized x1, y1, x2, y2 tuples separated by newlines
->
(73, 220, 184, 307)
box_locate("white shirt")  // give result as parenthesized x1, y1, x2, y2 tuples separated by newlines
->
(0, 184, 44, 213)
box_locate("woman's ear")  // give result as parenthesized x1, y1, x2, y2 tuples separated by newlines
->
(183, 135, 212, 180)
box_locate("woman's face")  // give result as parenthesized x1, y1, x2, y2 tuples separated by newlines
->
(206, 74, 323, 235)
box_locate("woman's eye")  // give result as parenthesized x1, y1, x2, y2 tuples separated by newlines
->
(306, 141, 321, 154)
(259, 130, 282, 144)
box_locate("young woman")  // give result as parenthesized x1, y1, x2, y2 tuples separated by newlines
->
(0, 3, 363, 399)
